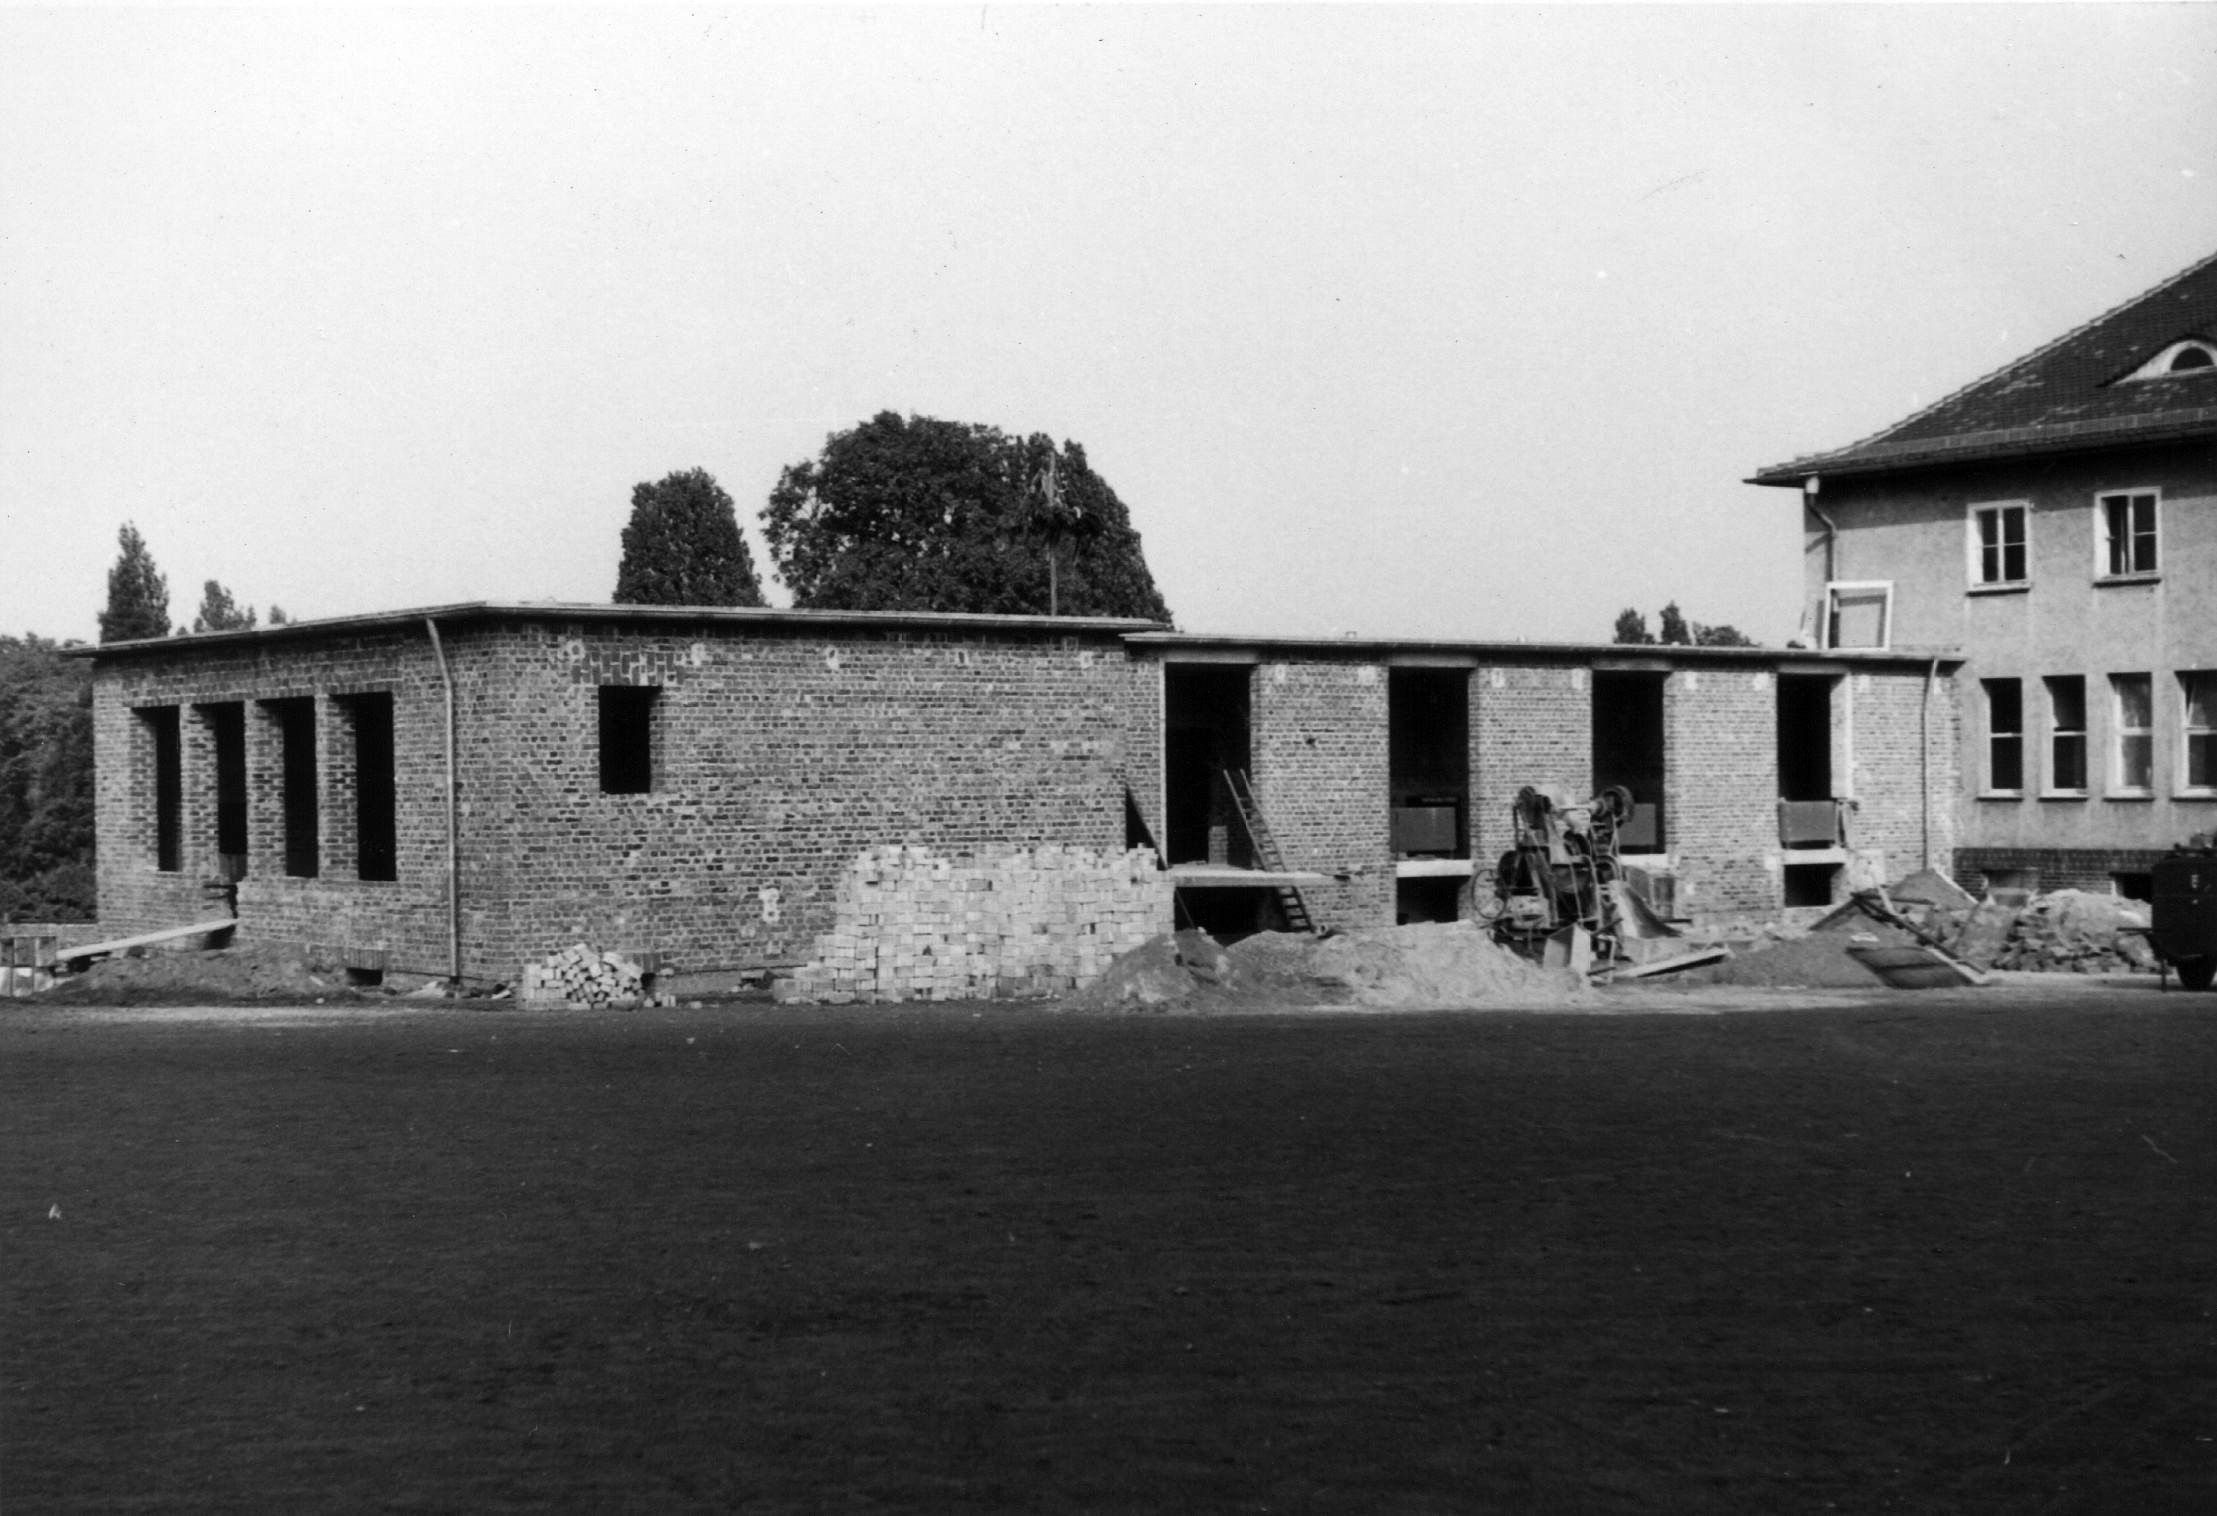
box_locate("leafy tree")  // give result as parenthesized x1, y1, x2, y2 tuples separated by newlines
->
(98, 523, 169, 644)
(191, 580, 257, 634)
(0, 635, 95, 921)
(1658, 602, 1692, 646)
(267, 605, 290, 626)
(614, 468, 765, 607)
(1611, 608, 1654, 645)
(1693, 621, 1757, 647)
(762, 412, 1172, 621)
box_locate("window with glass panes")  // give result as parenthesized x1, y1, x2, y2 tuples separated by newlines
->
(2112, 674, 2153, 791)
(1972, 504, 2027, 585)
(2183, 673, 2217, 791)
(2099, 491, 2157, 577)
(1983, 679, 2023, 793)
(2045, 676, 2086, 792)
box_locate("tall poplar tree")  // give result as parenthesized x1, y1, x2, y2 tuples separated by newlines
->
(613, 469, 765, 607)
(98, 523, 170, 643)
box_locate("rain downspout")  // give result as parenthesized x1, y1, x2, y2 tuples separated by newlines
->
(425, 618, 462, 991)
(1804, 475, 1838, 646)
(1921, 655, 1940, 872)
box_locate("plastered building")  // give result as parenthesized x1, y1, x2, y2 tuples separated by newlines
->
(1752, 247, 2217, 895)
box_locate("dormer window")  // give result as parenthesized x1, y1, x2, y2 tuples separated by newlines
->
(2121, 339, 2217, 382)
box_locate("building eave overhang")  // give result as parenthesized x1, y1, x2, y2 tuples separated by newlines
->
(1748, 406, 2217, 488)
(67, 601, 1171, 659)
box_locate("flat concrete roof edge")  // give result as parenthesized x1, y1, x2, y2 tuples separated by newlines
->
(1127, 633, 1964, 668)
(70, 601, 1172, 657)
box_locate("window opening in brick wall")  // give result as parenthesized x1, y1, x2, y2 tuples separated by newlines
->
(598, 685, 659, 795)
(141, 707, 182, 872)
(1969, 503, 2028, 586)
(264, 697, 319, 877)
(1782, 862, 1838, 908)
(1592, 670, 1665, 852)
(1983, 679, 2023, 794)
(203, 702, 248, 874)
(2112, 674, 2153, 793)
(1163, 665, 1252, 867)
(1389, 668, 1469, 863)
(1777, 674, 1841, 850)
(2097, 490, 2158, 577)
(2045, 677, 2086, 793)
(2180, 672, 2217, 792)
(347, 692, 397, 881)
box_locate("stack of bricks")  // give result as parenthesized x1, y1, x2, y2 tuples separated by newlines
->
(777, 843, 1170, 1004)
(520, 943, 672, 1010)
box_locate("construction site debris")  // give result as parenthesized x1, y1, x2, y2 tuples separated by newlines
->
(521, 944, 672, 1010)
(778, 844, 1170, 1004)
(39, 942, 346, 1003)
(1990, 890, 2156, 974)
(1069, 921, 1591, 1011)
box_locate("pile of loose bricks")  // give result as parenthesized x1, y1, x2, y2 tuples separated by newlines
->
(520, 944, 673, 1010)
(777, 843, 1171, 1003)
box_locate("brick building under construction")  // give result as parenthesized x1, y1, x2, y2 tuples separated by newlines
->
(76, 602, 1956, 993)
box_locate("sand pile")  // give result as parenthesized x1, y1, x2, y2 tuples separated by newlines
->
(1071, 922, 1590, 1011)
(41, 943, 350, 1003)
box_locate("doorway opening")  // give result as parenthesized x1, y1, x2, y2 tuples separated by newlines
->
(1592, 671, 1665, 853)
(1163, 665, 1252, 867)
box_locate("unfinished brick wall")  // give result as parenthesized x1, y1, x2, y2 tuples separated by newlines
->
(777, 843, 1171, 1003)
(470, 620, 1133, 982)
(1251, 658, 1393, 929)
(1664, 667, 1779, 918)
(90, 631, 454, 970)
(1470, 663, 1591, 868)
(1846, 667, 1960, 882)
(1120, 657, 1165, 854)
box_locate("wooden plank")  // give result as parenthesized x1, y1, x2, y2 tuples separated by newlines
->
(58, 918, 236, 964)
(1610, 945, 1729, 979)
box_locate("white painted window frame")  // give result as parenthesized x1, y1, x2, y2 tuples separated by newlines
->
(2179, 671, 2217, 796)
(1966, 501, 2030, 589)
(2042, 674, 2087, 796)
(1981, 677, 2024, 797)
(2094, 487, 2160, 581)
(2110, 672, 2155, 796)
(1822, 580, 1892, 651)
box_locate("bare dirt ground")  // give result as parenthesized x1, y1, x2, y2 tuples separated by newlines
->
(3, 982, 2212, 1514)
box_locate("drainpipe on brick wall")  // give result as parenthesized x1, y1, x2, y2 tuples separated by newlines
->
(425, 618, 462, 991)
(1921, 655, 1940, 872)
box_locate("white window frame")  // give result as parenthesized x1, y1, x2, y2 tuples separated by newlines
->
(2095, 488, 2160, 581)
(1967, 501, 2030, 590)
(2043, 675, 2087, 796)
(1823, 580, 1893, 651)
(1982, 678, 2024, 797)
(2180, 671, 2217, 796)
(2110, 673, 2154, 796)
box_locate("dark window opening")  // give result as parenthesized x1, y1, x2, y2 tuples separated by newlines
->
(1984, 679, 2023, 793)
(1776, 675, 1834, 803)
(1389, 668, 1469, 863)
(1396, 876, 1464, 925)
(2113, 872, 2154, 903)
(2171, 346, 2213, 372)
(348, 693, 397, 881)
(1592, 671, 1666, 853)
(143, 707, 182, 873)
(265, 697, 319, 878)
(1163, 665, 1252, 867)
(598, 686, 659, 795)
(202, 703, 248, 877)
(1783, 863, 1838, 908)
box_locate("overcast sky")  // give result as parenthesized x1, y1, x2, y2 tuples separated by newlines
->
(5, 5, 2214, 646)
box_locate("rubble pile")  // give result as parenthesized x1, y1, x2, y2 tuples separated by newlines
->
(521, 945, 672, 1010)
(778, 844, 1170, 1004)
(41, 942, 341, 1002)
(1990, 890, 2156, 974)
(1071, 921, 1590, 1012)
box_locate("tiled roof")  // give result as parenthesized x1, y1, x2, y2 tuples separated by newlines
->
(1751, 248, 2217, 485)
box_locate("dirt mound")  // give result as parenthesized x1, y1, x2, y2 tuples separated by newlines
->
(41, 943, 355, 1004)
(1993, 890, 2155, 974)
(1695, 930, 1901, 988)
(1071, 922, 1589, 1011)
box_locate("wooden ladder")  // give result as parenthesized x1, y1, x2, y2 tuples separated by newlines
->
(1223, 768, 1319, 936)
